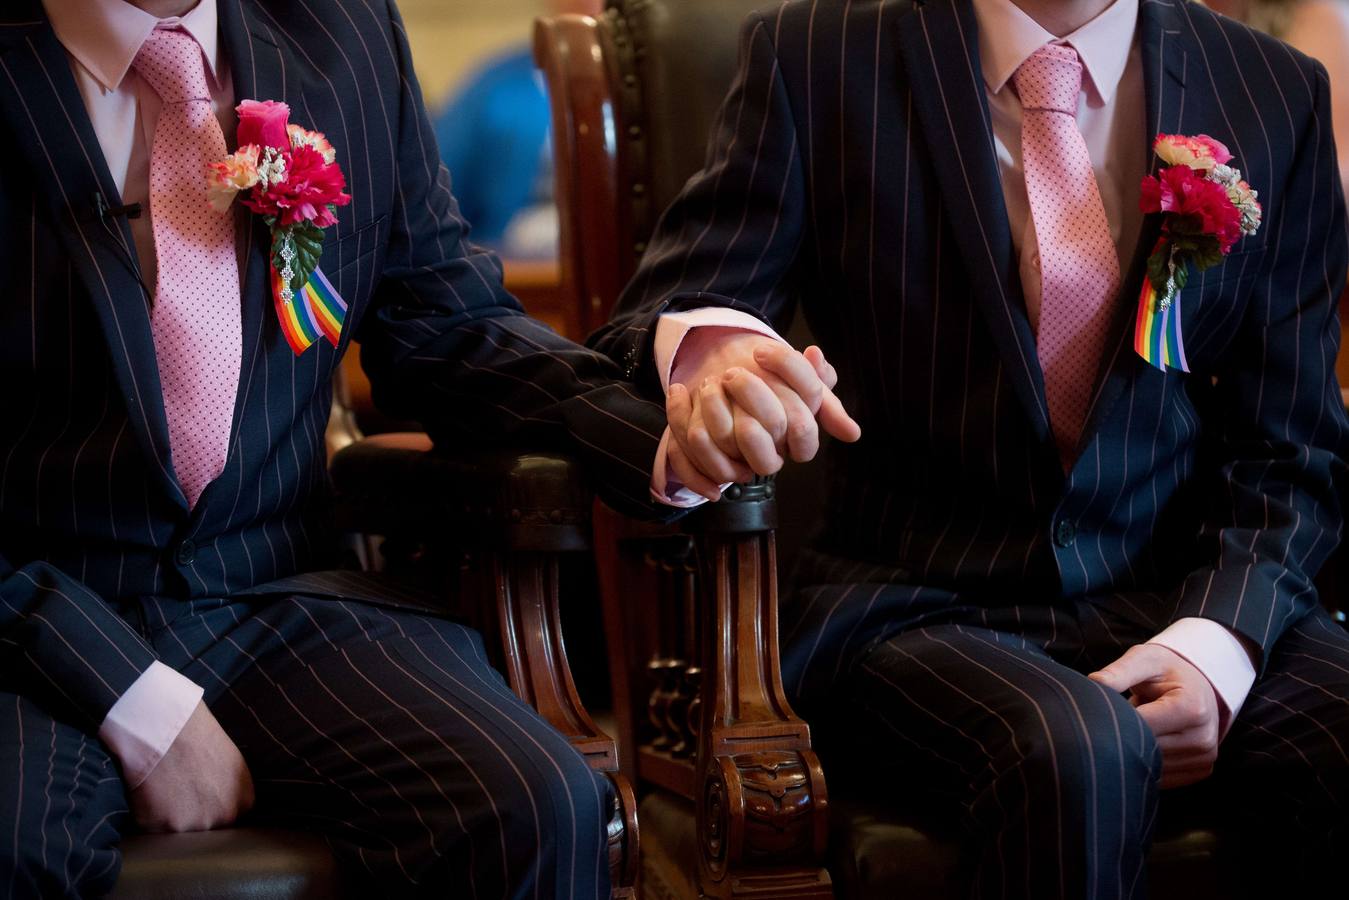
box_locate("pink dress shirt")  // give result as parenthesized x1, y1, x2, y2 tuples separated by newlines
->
(649, 0, 1257, 732)
(43, 0, 230, 788)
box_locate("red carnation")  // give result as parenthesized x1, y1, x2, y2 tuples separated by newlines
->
(1140, 164, 1244, 253)
(242, 145, 352, 227)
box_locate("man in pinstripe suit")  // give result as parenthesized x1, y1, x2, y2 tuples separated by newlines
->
(0, 0, 670, 896)
(593, 0, 1349, 894)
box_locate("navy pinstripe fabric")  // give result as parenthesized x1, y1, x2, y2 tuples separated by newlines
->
(0, 0, 658, 894)
(592, 0, 1349, 894)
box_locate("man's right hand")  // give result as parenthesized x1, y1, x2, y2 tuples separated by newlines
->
(129, 700, 254, 833)
(664, 330, 860, 499)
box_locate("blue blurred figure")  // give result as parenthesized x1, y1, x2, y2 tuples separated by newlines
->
(435, 0, 603, 257)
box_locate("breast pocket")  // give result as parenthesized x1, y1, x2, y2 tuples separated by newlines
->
(1176, 246, 1266, 365)
(318, 216, 389, 348)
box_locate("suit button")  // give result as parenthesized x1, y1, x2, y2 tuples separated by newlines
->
(175, 540, 196, 566)
(1053, 519, 1076, 548)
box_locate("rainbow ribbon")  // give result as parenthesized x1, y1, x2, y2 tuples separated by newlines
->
(1133, 244, 1190, 374)
(271, 265, 347, 356)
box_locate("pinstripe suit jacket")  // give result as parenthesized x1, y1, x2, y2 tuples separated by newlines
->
(593, 0, 1349, 673)
(0, 0, 665, 733)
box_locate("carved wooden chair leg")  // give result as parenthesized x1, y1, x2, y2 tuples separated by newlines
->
(689, 482, 832, 898)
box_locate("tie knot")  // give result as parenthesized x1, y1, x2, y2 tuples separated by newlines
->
(1013, 44, 1083, 116)
(132, 26, 210, 105)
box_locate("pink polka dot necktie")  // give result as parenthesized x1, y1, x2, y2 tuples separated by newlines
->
(1014, 44, 1120, 468)
(132, 27, 241, 508)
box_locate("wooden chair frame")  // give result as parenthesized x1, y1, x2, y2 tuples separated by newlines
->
(536, 10, 833, 896)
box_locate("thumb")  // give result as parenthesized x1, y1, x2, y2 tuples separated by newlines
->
(1088, 646, 1157, 694)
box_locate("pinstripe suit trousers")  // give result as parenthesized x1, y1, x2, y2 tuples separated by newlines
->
(1, 591, 614, 898)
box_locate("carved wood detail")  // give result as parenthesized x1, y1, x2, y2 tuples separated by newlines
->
(690, 484, 833, 897)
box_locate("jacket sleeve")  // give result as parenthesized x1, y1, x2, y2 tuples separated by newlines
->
(1170, 58, 1349, 666)
(354, 0, 670, 520)
(586, 10, 812, 398)
(0, 555, 160, 732)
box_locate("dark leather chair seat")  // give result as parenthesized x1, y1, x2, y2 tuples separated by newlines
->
(639, 791, 1222, 900)
(108, 828, 349, 900)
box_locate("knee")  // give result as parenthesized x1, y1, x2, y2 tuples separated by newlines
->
(500, 748, 611, 848)
(995, 686, 1160, 815)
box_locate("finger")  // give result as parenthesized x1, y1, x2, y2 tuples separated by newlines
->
(723, 368, 790, 443)
(770, 381, 820, 463)
(686, 418, 753, 483)
(1134, 692, 1204, 737)
(732, 404, 786, 475)
(1153, 725, 1219, 755)
(802, 345, 839, 389)
(1088, 645, 1165, 694)
(667, 383, 694, 450)
(818, 387, 862, 443)
(666, 383, 733, 488)
(697, 377, 743, 462)
(667, 436, 724, 502)
(753, 344, 826, 412)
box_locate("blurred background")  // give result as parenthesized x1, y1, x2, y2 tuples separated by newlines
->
(401, 0, 601, 265)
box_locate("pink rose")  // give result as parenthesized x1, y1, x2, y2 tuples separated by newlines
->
(236, 100, 291, 150)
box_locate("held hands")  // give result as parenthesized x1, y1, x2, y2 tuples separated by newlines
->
(129, 700, 255, 833)
(1089, 644, 1222, 789)
(665, 331, 861, 500)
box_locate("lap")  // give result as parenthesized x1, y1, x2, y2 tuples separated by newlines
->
(153, 593, 612, 893)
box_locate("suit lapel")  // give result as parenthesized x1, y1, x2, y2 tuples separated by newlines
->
(897, 0, 1055, 452)
(0, 8, 185, 508)
(1075, 0, 1191, 457)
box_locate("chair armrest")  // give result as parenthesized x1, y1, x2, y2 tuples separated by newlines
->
(329, 435, 592, 553)
(684, 480, 833, 896)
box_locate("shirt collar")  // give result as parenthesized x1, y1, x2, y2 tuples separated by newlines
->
(42, 0, 221, 94)
(970, 0, 1138, 104)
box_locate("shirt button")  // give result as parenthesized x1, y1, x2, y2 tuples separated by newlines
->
(175, 540, 196, 566)
(1054, 518, 1077, 548)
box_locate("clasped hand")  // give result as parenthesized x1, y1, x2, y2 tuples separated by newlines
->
(665, 331, 861, 499)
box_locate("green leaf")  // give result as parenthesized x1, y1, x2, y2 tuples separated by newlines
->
(289, 221, 325, 291)
(1147, 247, 1172, 292)
(269, 222, 327, 295)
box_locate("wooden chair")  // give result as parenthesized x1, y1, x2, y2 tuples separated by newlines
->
(535, 2, 1349, 897)
(536, 3, 833, 895)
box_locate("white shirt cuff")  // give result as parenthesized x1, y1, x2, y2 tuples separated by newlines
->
(98, 660, 205, 788)
(1148, 617, 1257, 739)
(652, 306, 788, 392)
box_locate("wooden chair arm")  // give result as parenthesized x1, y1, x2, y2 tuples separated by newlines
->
(684, 481, 833, 897)
(330, 438, 638, 896)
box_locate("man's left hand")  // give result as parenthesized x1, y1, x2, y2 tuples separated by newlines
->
(1088, 644, 1221, 789)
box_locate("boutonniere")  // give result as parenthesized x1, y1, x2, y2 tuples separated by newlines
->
(208, 100, 353, 356)
(1133, 134, 1262, 373)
